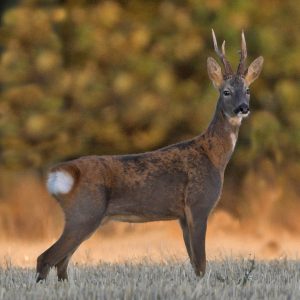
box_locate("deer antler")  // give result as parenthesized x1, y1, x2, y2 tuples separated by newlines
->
(237, 30, 247, 76)
(211, 29, 233, 78)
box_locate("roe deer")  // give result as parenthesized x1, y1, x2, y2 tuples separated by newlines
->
(36, 30, 263, 281)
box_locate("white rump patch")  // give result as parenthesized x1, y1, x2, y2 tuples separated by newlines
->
(47, 171, 74, 195)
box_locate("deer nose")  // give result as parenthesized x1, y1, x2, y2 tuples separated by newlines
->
(235, 103, 249, 115)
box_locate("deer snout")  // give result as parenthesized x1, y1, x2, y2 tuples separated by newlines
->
(234, 103, 249, 115)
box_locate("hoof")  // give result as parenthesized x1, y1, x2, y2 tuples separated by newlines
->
(36, 274, 45, 283)
(36, 263, 51, 283)
(58, 273, 68, 282)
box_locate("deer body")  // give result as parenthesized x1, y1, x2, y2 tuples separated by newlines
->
(36, 31, 263, 282)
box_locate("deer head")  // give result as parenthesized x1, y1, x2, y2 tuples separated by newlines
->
(207, 29, 264, 123)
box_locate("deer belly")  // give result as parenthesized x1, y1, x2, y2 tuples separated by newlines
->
(107, 214, 177, 223)
(107, 189, 184, 221)
(106, 171, 187, 221)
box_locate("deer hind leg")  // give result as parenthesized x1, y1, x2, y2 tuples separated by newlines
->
(55, 249, 77, 281)
(36, 190, 107, 282)
(36, 217, 102, 282)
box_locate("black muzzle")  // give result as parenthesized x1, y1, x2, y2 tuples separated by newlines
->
(234, 103, 249, 115)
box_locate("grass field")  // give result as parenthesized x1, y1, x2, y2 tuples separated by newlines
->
(0, 258, 300, 299)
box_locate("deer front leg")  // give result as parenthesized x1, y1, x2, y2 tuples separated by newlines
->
(179, 218, 193, 262)
(184, 205, 209, 277)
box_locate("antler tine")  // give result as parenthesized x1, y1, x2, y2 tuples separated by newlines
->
(212, 29, 220, 55)
(211, 29, 233, 77)
(221, 40, 226, 55)
(241, 30, 247, 58)
(237, 30, 248, 75)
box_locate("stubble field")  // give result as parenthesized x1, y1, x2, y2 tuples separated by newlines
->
(1, 211, 300, 299)
(0, 258, 300, 299)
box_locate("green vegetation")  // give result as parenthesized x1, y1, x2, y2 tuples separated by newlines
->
(1, 258, 300, 299)
(0, 1, 300, 226)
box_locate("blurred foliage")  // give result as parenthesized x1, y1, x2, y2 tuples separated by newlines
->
(0, 0, 300, 219)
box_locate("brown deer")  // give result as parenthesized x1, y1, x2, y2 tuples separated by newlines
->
(36, 30, 263, 282)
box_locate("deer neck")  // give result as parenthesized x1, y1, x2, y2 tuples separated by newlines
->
(199, 106, 241, 171)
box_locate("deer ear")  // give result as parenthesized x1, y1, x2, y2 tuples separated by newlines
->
(245, 56, 264, 86)
(207, 57, 223, 89)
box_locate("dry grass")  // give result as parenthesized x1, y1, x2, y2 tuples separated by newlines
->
(0, 258, 300, 299)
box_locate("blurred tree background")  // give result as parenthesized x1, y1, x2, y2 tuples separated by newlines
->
(0, 0, 300, 238)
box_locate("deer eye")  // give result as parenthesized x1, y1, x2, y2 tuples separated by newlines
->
(223, 90, 231, 96)
(246, 88, 250, 95)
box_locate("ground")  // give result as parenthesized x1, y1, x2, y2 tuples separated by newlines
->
(1, 258, 300, 299)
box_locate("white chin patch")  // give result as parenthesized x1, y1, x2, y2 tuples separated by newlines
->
(237, 111, 250, 118)
(228, 112, 249, 126)
(47, 171, 74, 195)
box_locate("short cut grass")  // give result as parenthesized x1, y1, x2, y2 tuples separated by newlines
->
(1, 258, 300, 299)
